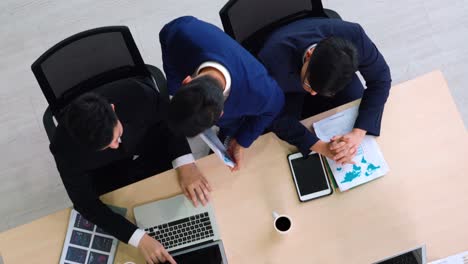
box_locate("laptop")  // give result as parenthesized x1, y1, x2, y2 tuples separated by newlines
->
(134, 194, 228, 263)
(372, 245, 427, 264)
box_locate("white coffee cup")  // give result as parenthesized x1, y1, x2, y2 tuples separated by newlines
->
(272, 211, 292, 234)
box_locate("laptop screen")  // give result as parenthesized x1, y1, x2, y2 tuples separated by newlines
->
(373, 246, 426, 264)
(168, 242, 227, 264)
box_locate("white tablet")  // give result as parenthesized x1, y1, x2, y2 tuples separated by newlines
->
(288, 152, 333, 202)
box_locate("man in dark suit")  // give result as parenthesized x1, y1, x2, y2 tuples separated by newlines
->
(258, 18, 392, 163)
(50, 77, 210, 264)
(160, 16, 285, 171)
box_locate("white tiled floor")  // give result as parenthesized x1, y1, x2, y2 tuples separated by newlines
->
(0, 0, 467, 232)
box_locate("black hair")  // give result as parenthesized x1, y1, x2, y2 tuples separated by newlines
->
(63, 92, 118, 150)
(307, 36, 358, 97)
(168, 75, 224, 137)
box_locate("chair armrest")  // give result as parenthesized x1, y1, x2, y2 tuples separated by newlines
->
(42, 106, 56, 142)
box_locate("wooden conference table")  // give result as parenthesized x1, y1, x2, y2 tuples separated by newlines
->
(0, 71, 467, 263)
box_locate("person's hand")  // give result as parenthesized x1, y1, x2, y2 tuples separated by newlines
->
(310, 140, 334, 160)
(227, 138, 244, 172)
(329, 128, 366, 164)
(329, 137, 357, 165)
(311, 140, 355, 165)
(138, 234, 176, 264)
(177, 163, 212, 207)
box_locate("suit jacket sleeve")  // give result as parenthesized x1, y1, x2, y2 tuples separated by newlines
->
(60, 168, 138, 243)
(258, 26, 318, 154)
(353, 24, 392, 135)
(159, 27, 182, 95)
(234, 79, 285, 148)
(269, 93, 319, 155)
(142, 80, 192, 160)
(158, 121, 192, 161)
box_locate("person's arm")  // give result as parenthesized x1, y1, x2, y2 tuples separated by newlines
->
(267, 93, 318, 156)
(161, 122, 213, 207)
(269, 112, 355, 163)
(155, 118, 212, 207)
(234, 81, 285, 148)
(269, 113, 319, 156)
(223, 85, 283, 171)
(60, 168, 175, 264)
(161, 59, 182, 96)
(352, 24, 392, 136)
(268, 93, 355, 164)
(60, 169, 138, 243)
(159, 27, 183, 96)
(160, 121, 193, 163)
(258, 37, 300, 94)
(324, 24, 391, 163)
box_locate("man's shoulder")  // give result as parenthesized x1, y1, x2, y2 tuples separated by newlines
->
(160, 16, 213, 42)
(260, 18, 363, 56)
(162, 16, 230, 47)
(96, 77, 155, 103)
(289, 17, 360, 30)
(162, 16, 198, 31)
(265, 18, 362, 40)
(324, 19, 363, 37)
(49, 124, 85, 169)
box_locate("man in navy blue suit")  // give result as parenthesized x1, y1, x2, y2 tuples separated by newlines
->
(160, 16, 285, 171)
(258, 18, 391, 163)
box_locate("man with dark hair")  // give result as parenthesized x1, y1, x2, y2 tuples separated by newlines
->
(168, 75, 224, 137)
(63, 93, 119, 150)
(160, 16, 285, 171)
(50, 78, 212, 264)
(304, 37, 359, 98)
(258, 18, 391, 163)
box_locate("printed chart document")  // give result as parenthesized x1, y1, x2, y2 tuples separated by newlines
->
(313, 105, 389, 191)
(429, 251, 468, 264)
(59, 205, 126, 264)
(326, 136, 389, 191)
(199, 128, 235, 168)
(313, 105, 360, 142)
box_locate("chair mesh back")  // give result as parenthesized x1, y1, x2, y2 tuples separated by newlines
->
(40, 32, 136, 99)
(223, 0, 314, 43)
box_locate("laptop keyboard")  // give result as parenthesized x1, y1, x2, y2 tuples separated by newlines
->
(144, 212, 214, 249)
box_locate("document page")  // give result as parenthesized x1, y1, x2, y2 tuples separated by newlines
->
(429, 251, 468, 264)
(325, 136, 389, 191)
(313, 106, 389, 191)
(199, 128, 235, 168)
(313, 105, 359, 142)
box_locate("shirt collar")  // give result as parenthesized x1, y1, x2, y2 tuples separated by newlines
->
(196, 61, 231, 99)
(302, 43, 317, 63)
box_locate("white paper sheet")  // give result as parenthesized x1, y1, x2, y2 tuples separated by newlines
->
(313, 105, 359, 142)
(199, 128, 235, 168)
(429, 251, 468, 264)
(313, 105, 389, 191)
(325, 136, 389, 191)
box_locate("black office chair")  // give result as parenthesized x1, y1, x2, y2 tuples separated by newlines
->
(31, 26, 168, 142)
(219, 0, 341, 56)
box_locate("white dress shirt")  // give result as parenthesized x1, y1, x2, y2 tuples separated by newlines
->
(196, 61, 232, 98)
